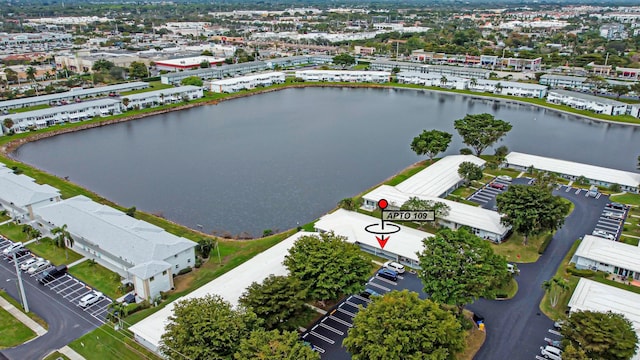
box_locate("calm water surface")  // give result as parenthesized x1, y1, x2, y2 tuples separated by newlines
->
(13, 87, 640, 236)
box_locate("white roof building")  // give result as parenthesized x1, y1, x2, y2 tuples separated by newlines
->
(129, 231, 312, 353)
(295, 70, 390, 83)
(314, 209, 432, 267)
(154, 56, 226, 71)
(0, 164, 61, 219)
(34, 196, 196, 300)
(547, 89, 629, 116)
(207, 72, 285, 93)
(505, 152, 640, 193)
(363, 185, 509, 242)
(568, 278, 640, 360)
(396, 155, 486, 198)
(572, 235, 640, 280)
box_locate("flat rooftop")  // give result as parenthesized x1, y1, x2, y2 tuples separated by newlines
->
(129, 231, 312, 351)
(574, 235, 640, 274)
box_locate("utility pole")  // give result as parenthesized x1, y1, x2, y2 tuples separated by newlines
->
(13, 254, 29, 312)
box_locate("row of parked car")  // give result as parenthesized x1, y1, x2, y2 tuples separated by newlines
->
(2, 240, 68, 284)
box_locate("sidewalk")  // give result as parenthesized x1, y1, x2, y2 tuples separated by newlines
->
(59, 345, 86, 360)
(0, 295, 47, 336)
(67, 257, 89, 268)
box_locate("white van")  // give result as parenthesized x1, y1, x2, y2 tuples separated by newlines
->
(383, 261, 405, 274)
(540, 345, 562, 360)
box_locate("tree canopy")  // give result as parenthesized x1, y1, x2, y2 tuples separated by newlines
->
(181, 76, 204, 87)
(283, 232, 370, 303)
(416, 228, 509, 313)
(159, 294, 260, 360)
(128, 61, 148, 79)
(238, 275, 307, 331)
(458, 161, 483, 185)
(401, 196, 450, 218)
(496, 184, 570, 245)
(562, 310, 638, 360)
(333, 53, 356, 67)
(343, 290, 465, 360)
(234, 330, 320, 360)
(410, 129, 453, 161)
(453, 113, 512, 156)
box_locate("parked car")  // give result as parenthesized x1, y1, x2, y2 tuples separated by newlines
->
(27, 259, 50, 274)
(507, 263, 520, 274)
(587, 185, 599, 198)
(360, 288, 380, 299)
(383, 261, 405, 274)
(376, 268, 398, 281)
(497, 175, 512, 181)
(79, 291, 103, 308)
(489, 182, 506, 190)
(540, 345, 562, 360)
(19, 257, 39, 271)
(2, 242, 24, 255)
(592, 230, 615, 240)
(122, 293, 136, 304)
(36, 265, 68, 284)
(603, 211, 624, 220)
(544, 337, 563, 349)
(606, 202, 627, 211)
(553, 320, 565, 329)
(5, 249, 29, 260)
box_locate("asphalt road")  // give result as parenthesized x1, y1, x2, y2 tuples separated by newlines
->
(469, 185, 609, 360)
(0, 257, 103, 360)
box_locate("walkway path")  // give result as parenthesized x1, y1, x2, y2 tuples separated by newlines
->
(67, 257, 89, 269)
(58, 346, 86, 360)
(0, 294, 47, 336)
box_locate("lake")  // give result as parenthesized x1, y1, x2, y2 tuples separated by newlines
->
(12, 87, 640, 236)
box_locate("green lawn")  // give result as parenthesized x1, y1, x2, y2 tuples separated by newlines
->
(491, 232, 549, 263)
(620, 236, 640, 246)
(0, 306, 36, 349)
(445, 195, 481, 207)
(0, 291, 48, 330)
(69, 324, 161, 360)
(26, 237, 83, 266)
(495, 278, 518, 299)
(0, 211, 11, 222)
(43, 351, 70, 360)
(11, 104, 51, 113)
(120, 81, 173, 95)
(539, 239, 581, 320)
(611, 193, 640, 206)
(0, 222, 29, 242)
(451, 186, 476, 199)
(485, 168, 521, 179)
(69, 261, 122, 300)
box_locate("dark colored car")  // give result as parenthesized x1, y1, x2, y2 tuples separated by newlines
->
(360, 288, 380, 299)
(489, 182, 506, 190)
(36, 264, 67, 284)
(606, 202, 627, 211)
(376, 268, 398, 281)
(5, 248, 29, 260)
(122, 293, 136, 304)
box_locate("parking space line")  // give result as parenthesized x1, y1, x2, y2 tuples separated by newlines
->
(575, 189, 581, 195)
(50, 277, 74, 290)
(352, 294, 371, 303)
(84, 298, 107, 312)
(44, 275, 69, 287)
(345, 300, 362, 309)
(337, 307, 355, 317)
(595, 193, 601, 199)
(374, 276, 397, 286)
(309, 331, 335, 344)
(56, 281, 82, 294)
(329, 315, 353, 327)
(65, 288, 91, 300)
(320, 321, 344, 336)
(91, 303, 111, 316)
(312, 346, 325, 353)
(368, 282, 390, 292)
(565, 187, 571, 192)
(548, 329, 562, 336)
(596, 223, 620, 230)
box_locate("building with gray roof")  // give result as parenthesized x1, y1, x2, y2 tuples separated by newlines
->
(0, 163, 61, 220)
(547, 89, 629, 116)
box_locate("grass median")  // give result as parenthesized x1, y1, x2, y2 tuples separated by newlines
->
(0, 222, 29, 242)
(0, 306, 36, 349)
(69, 261, 122, 300)
(26, 237, 83, 266)
(69, 324, 161, 360)
(0, 290, 48, 330)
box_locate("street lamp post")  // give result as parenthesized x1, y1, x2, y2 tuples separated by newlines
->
(12, 255, 29, 312)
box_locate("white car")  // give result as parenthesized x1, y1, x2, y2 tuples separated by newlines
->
(603, 211, 624, 220)
(27, 259, 50, 274)
(383, 261, 405, 274)
(592, 230, 615, 240)
(19, 257, 39, 271)
(79, 291, 103, 308)
(2, 242, 24, 255)
(497, 175, 512, 182)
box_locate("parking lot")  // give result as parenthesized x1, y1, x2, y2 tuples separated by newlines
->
(0, 237, 111, 324)
(468, 176, 533, 210)
(301, 268, 425, 359)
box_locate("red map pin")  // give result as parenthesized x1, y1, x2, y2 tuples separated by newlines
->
(378, 199, 388, 210)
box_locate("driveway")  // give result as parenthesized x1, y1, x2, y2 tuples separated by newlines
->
(469, 186, 609, 360)
(0, 255, 103, 360)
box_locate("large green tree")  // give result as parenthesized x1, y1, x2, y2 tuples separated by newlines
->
(234, 329, 320, 360)
(181, 76, 203, 87)
(283, 232, 370, 305)
(343, 290, 465, 360)
(458, 161, 483, 185)
(128, 61, 148, 79)
(238, 275, 307, 331)
(410, 129, 453, 162)
(51, 224, 74, 260)
(416, 228, 509, 314)
(332, 53, 356, 68)
(562, 310, 638, 360)
(496, 184, 570, 245)
(401, 196, 450, 218)
(453, 113, 512, 156)
(159, 295, 260, 360)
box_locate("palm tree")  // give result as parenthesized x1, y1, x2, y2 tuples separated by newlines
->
(52, 224, 74, 260)
(440, 75, 448, 87)
(632, 82, 640, 101)
(26, 66, 36, 82)
(3, 118, 14, 133)
(542, 277, 569, 308)
(494, 82, 503, 94)
(469, 77, 478, 89)
(122, 97, 130, 109)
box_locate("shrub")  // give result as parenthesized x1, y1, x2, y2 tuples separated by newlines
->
(195, 257, 202, 268)
(538, 234, 554, 254)
(609, 183, 621, 192)
(566, 265, 597, 278)
(178, 266, 192, 275)
(262, 229, 274, 237)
